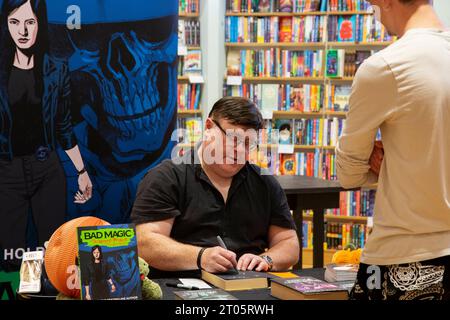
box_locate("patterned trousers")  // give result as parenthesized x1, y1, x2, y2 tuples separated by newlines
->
(350, 256, 450, 300)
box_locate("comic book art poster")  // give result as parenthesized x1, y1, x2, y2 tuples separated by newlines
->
(77, 224, 141, 300)
(0, 0, 177, 281)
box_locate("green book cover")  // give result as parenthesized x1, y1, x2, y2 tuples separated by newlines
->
(326, 50, 339, 78)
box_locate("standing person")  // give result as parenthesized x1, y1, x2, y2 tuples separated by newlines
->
(0, 0, 93, 271)
(84, 245, 116, 300)
(336, 0, 450, 300)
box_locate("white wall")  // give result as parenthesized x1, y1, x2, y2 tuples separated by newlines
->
(434, 0, 450, 27)
(200, 0, 226, 117)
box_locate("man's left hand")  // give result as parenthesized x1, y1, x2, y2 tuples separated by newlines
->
(237, 254, 269, 272)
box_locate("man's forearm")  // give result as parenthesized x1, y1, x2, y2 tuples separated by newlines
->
(263, 237, 299, 271)
(138, 232, 202, 271)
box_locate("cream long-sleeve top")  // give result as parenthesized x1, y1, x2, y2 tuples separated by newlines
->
(336, 28, 450, 266)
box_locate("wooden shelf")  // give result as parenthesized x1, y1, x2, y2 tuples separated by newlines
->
(328, 77, 354, 82)
(233, 76, 325, 83)
(187, 46, 201, 50)
(226, 42, 325, 49)
(225, 10, 372, 17)
(259, 144, 335, 151)
(177, 110, 203, 116)
(226, 11, 327, 17)
(225, 41, 392, 51)
(327, 41, 393, 49)
(303, 213, 368, 224)
(273, 111, 324, 118)
(224, 76, 357, 84)
(179, 13, 199, 18)
(273, 110, 347, 118)
(328, 11, 372, 15)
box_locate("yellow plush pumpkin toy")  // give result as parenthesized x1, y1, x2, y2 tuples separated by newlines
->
(331, 244, 362, 265)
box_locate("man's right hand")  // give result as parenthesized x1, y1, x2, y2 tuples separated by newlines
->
(200, 246, 237, 273)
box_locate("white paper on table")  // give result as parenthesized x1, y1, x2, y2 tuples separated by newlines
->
(179, 278, 212, 289)
(227, 76, 242, 86)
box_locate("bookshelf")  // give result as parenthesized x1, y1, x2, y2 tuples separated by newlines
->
(223, 0, 388, 267)
(178, 0, 204, 149)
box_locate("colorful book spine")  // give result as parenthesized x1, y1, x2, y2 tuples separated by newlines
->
(178, 84, 202, 110)
(224, 83, 324, 112)
(328, 14, 394, 42)
(229, 49, 323, 77)
(179, 0, 200, 14)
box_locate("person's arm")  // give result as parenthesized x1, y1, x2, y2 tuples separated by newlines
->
(336, 55, 397, 189)
(65, 145, 93, 203)
(56, 62, 93, 203)
(237, 225, 299, 272)
(107, 278, 116, 293)
(136, 219, 237, 273)
(84, 285, 91, 300)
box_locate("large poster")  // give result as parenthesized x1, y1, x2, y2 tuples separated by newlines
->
(0, 0, 177, 275)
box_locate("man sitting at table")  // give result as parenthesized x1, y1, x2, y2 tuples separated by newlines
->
(131, 97, 299, 274)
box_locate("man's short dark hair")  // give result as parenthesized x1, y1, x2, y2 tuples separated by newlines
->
(208, 97, 264, 130)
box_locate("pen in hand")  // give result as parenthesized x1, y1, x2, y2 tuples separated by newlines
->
(216, 236, 239, 274)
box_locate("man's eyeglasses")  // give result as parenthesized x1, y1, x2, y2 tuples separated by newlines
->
(211, 119, 258, 151)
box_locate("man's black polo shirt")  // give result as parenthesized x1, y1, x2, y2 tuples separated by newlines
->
(131, 151, 296, 258)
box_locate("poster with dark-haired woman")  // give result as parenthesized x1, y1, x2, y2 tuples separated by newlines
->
(0, 0, 93, 271)
(0, 0, 177, 277)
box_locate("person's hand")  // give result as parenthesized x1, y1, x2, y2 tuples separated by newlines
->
(74, 172, 93, 204)
(110, 283, 116, 293)
(85, 293, 91, 300)
(369, 141, 384, 176)
(237, 254, 269, 272)
(201, 247, 237, 273)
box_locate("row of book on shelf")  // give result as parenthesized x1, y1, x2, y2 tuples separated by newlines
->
(179, 0, 199, 13)
(226, 48, 374, 78)
(226, 15, 325, 43)
(227, 49, 323, 77)
(302, 220, 370, 250)
(258, 118, 345, 147)
(226, 0, 371, 13)
(178, 83, 202, 110)
(225, 83, 351, 112)
(327, 14, 394, 42)
(178, 20, 201, 47)
(225, 14, 392, 43)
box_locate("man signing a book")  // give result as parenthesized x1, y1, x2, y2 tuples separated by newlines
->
(131, 97, 299, 275)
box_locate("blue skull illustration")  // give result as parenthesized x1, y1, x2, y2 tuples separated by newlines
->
(48, 1, 178, 222)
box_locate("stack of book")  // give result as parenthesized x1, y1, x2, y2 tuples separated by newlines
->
(324, 264, 358, 283)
